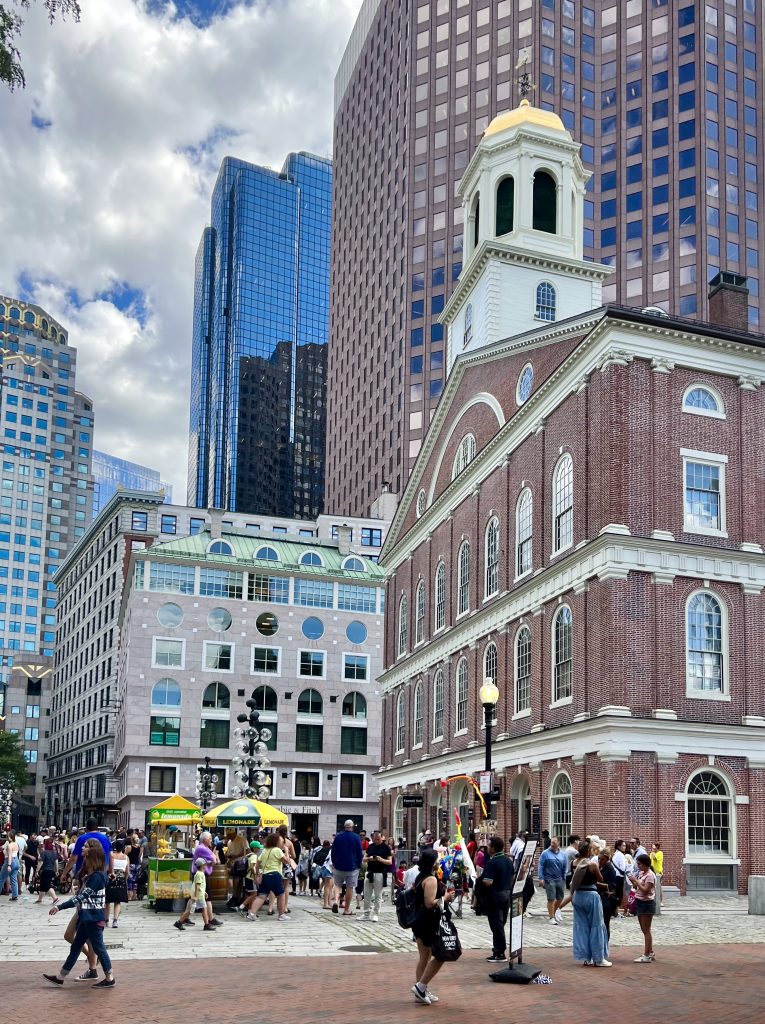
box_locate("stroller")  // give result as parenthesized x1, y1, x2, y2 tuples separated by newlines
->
(136, 863, 149, 900)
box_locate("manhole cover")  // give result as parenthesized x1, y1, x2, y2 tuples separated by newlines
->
(338, 944, 387, 954)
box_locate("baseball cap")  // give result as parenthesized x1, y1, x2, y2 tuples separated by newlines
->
(249, 841, 263, 850)
(194, 857, 208, 868)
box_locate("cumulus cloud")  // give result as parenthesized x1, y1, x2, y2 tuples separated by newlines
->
(0, 0, 361, 500)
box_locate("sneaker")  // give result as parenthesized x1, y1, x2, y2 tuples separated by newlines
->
(547, 917, 559, 925)
(43, 974, 63, 986)
(634, 954, 653, 963)
(92, 978, 116, 988)
(246, 913, 258, 921)
(173, 921, 186, 931)
(75, 968, 99, 982)
(370, 914, 379, 923)
(411, 984, 431, 1006)
(203, 923, 217, 931)
(425, 989, 439, 1003)
(595, 960, 613, 968)
(112, 921, 119, 928)
(211, 918, 224, 927)
(185, 918, 196, 926)
(362, 913, 370, 921)
(554, 909, 563, 923)
(277, 913, 290, 922)
(583, 960, 594, 966)
(486, 955, 506, 964)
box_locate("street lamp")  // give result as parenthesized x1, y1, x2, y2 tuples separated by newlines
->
(195, 756, 218, 814)
(232, 696, 273, 808)
(480, 677, 500, 824)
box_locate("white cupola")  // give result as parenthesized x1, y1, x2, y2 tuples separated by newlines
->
(443, 99, 613, 369)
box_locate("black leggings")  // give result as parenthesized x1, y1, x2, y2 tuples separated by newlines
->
(24, 859, 37, 884)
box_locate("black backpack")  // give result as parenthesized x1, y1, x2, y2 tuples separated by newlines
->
(396, 885, 418, 929)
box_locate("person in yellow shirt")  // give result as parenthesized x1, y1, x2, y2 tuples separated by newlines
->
(650, 843, 664, 906)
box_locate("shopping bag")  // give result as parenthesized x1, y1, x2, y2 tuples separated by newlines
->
(432, 908, 462, 962)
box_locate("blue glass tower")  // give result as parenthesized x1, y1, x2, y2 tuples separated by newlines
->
(188, 152, 332, 518)
(92, 450, 173, 516)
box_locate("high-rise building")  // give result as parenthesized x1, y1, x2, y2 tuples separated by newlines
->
(188, 152, 332, 520)
(326, 0, 765, 516)
(92, 450, 172, 516)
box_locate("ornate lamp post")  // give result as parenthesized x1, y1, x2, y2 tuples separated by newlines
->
(195, 756, 218, 814)
(479, 678, 500, 825)
(231, 695, 273, 803)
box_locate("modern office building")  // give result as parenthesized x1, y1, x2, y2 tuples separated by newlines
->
(92, 450, 172, 516)
(48, 492, 390, 829)
(326, 0, 765, 516)
(188, 152, 332, 520)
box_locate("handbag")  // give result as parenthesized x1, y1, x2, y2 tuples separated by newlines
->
(431, 907, 462, 962)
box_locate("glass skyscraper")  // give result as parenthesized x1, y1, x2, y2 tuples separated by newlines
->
(92, 450, 172, 516)
(326, 0, 764, 516)
(188, 152, 332, 519)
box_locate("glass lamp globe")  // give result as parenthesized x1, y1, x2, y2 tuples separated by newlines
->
(258, 727, 272, 742)
(480, 679, 500, 706)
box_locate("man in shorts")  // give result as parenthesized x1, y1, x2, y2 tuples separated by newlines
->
(330, 820, 363, 916)
(536, 836, 568, 925)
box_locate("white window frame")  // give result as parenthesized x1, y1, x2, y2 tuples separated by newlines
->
(250, 644, 282, 676)
(202, 640, 235, 674)
(515, 487, 533, 579)
(682, 449, 728, 538)
(452, 433, 477, 480)
(292, 769, 322, 801)
(415, 578, 426, 646)
(549, 771, 572, 841)
(682, 383, 726, 420)
(484, 516, 500, 599)
(552, 454, 574, 555)
(434, 562, 446, 633)
(151, 636, 186, 670)
(342, 652, 369, 683)
(514, 625, 532, 719)
(432, 670, 445, 741)
(683, 768, 737, 867)
(412, 681, 423, 749)
(455, 657, 469, 735)
(338, 770, 367, 802)
(535, 280, 557, 321)
(550, 604, 573, 707)
(395, 691, 406, 754)
(145, 762, 179, 796)
(685, 589, 730, 701)
(297, 648, 327, 680)
(457, 540, 471, 617)
(398, 594, 408, 658)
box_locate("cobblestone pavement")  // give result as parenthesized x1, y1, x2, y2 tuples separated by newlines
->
(0, 888, 762, 963)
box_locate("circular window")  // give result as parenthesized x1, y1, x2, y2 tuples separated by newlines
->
(157, 603, 183, 628)
(256, 612, 279, 637)
(302, 616, 325, 641)
(346, 620, 368, 645)
(416, 490, 426, 518)
(517, 363, 534, 405)
(207, 607, 232, 632)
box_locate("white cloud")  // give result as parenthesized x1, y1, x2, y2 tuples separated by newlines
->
(0, 0, 362, 500)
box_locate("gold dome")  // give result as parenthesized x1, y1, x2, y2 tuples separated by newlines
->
(484, 99, 566, 138)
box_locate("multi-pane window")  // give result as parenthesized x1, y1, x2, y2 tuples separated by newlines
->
(339, 773, 364, 799)
(434, 562, 446, 631)
(202, 682, 230, 709)
(251, 685, 277, 712)
(343, 654, 368, 681)
(535, 281, 557, 320)
(413, 681, 423, 747)
(341, 725, 367, 755)
(396, 691, 406, 752)
(452, 434, 477, 479)
(455, 658, 468, 732)
(294, 771, 319, 797)
(516, 488, 533, 576)
(550, 773, 572, 841)
(131, 511, 148, 531)
(148, 766, 176, 793)
(297, 688, 323, 715)
(553, 606, 573, 702)
(200, 568, 243, 599)
(204, 643, 233, 671)
(337, 584, 376, 612)
(483, 641, 497, 688)
(248, 574, 289, 604)
(433, 670, 445, 739)
(553, 455, 574, 552)
(160, 514, 177, 535)
(683, 386, 723, 417)
(484, 517, 499, 597)
(515, 626, 532, 714)
(153, 638, 184, 668)
(299, 651, 325, 678)
(687, 592, 724, 692)
(295, 579, 334, 608)
(252, 647, 280, 674)
(150, 715, 180, 746)
(296, 723, 323, 753)
(361, 528, 382, 547)
(200, 718, 229, 748)
(149, 562, 195, 595)
(398, 595, 408, 656)
(687, 772, 731, 854)
(342, 691, 367, 719)
(457, 541, 471, 615)
(684, 456, 724, 532)
(415, 580, 426, 644)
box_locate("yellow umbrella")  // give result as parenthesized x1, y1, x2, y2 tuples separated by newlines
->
(149, 794, 202, 825)
(202, 798, 288, 829)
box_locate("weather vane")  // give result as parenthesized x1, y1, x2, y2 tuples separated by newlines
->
(515, 50, 535, 101)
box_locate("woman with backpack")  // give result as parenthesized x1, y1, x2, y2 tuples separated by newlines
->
(410, 848, 457, 1006)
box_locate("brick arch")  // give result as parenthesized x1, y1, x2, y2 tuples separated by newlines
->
(426, 392, 505, 505)
(678, 758, 738, 797)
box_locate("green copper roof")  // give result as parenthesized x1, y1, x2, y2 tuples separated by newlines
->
(146, 531, 386, 581)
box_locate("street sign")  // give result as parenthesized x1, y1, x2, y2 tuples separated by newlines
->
(479, 770, 493, 794)
(402, 795, 424, 808)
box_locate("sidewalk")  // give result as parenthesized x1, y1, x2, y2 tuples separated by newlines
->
(7, 945, 762, 1023)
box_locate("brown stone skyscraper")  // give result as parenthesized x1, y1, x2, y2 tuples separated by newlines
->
(325, 0, 765, 517)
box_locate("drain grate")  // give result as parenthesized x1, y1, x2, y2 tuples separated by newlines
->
(338, 944, 387, 954)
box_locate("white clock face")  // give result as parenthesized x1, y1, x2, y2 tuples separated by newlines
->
(518, 364, 534, 404)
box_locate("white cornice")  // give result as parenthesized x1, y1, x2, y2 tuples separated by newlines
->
(379, 533, 765, 692)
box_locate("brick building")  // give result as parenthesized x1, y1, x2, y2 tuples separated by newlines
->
(376, 101, 765, 893)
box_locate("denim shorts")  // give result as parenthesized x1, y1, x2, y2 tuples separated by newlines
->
(258, 872, 285, 897)
(634, 898, 656, 917)
(544, 880, 565, 902)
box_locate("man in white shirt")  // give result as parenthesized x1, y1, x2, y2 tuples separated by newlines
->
(509, 831, 526, 863)
(16, 831, 27, 857)
(630, 837, 647, 876)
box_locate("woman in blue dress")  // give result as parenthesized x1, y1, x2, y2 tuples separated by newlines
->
(571, 840, 611, 967)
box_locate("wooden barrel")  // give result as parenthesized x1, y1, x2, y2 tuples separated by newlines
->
(208, 863, 229, 903)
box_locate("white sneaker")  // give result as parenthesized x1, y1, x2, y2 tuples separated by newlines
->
(246, 913, 258, 921)
(426, 989, 439, 1003)
(370, 914, 379, 922)
(411, 985, 431, 1005)
(595, 959, 613, 968)
(554, 909, 563, 923)
(547, 917, 559, 925)
(277, 913, 290, 922)
(634, 954, 653, 963)
(362, 913, 370, 920)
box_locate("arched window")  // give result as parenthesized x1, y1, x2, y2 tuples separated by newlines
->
(297, 688, 323, 715)
(416, 490, 426, 518)
(300, 551, 323, 566)
(535, 281, 557, 321)
(515, 626, 532, 714)
(9, 307, 20, 320)
(687, 771, 732, 853)
(516, 487, 533, 576)
(463, 302, 473, 349)
(398, 594, 408, 657)
(550, 772, 572, 841)
(394, 795, 404, 841)
(255, 545, 279, 561)
(496, 175, 515, 235)
(455, 658, 469, 732)
(342, 691, 367, 719)
(553, 454, 574, 552)
(483, 641, 497, 687)
(433, 670, 445, 739)
(342, 556, 365, 572)
(252, 685, 277, 712)
(533, 169, 557, 233)
(552, 606, 573, 702)
(484, 516, 500, 598)
(686, 592, 725, 693)
(202, 682, 230, 710)
(683, 385, 725, 418)
(395, 691, 406, 752)
(434, 562, 446, 632)
(151, 678, 181, 707)
(452, 433, 477, 479)
(23, 310, 35, 324)
(457, 540, 471, 615)
(472, 195, 480, 249)
(207, 539, 233, 556)
(412, 681, 423, 746)
(415, 579, 426, 645)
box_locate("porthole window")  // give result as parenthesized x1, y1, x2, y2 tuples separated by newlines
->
(346, 620, 368, 645)
(208, 539, 233, 556)
(516, 363, 534, 405)
(342, 556, 365, 572)
(256, 612, 279, 637)
(416, 490, 426, 518)
(301, 616, 325, 641)
(255, 545, 279, 562)
(300, 551, 323, 567)
(207, 607, 232, 632)
(157, 603, 183, 628)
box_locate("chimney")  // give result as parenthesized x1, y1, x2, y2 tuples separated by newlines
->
(207, 508, 224, 539)
(708, 272, 749, 332)
(336, 523, 352, 556)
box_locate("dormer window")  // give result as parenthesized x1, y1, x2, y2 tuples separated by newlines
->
(535, 281, 556, 322)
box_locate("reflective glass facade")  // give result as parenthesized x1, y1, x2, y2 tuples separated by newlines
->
(188, 152, 332, 519)
(92, 450, 172, 516)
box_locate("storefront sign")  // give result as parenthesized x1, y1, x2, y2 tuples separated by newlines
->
(279, 805, 320, 814)
(402, 795, 424, 808)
